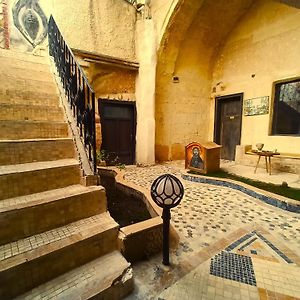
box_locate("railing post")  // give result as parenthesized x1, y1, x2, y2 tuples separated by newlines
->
(92, 92, 97, 173)
(48, 15, 97, 175)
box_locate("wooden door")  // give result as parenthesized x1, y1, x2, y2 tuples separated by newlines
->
(214, 94, 243, 161)
(99, 100, 136, 165)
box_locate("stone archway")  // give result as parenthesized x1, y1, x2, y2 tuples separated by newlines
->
(155, 0, 254, 161)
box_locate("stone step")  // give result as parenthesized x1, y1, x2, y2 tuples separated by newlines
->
(0, 89, 59, 106)
(0, 75, 57, 95)
(0, 213, 119, 299)
(0, 185, 107, 244)
(0, 138, 75, 165)
(0, 103, 64, 122)
(0, 66, 54, 82)
(0, 159, 80, 200)
(0, 120, 68, 140)
(16, 251, 133, 300)
(0, 48, 50, 65)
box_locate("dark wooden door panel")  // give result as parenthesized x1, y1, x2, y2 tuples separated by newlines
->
(118, 119, 133, 164)
(102, 120, 118, 152)
(99, 101, 136, 165)
(215, 94, 242, 161)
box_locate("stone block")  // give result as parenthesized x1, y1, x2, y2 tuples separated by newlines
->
(0, 104, 64, 122)
(0, 120, 68, 140)
(0, 185, 107, 244)
(0, 213, 118, 299)
(0, 160, 81, 200)
(0, 138, 75, 165)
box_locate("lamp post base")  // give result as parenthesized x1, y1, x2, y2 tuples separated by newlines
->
(162, 208, 171, 266)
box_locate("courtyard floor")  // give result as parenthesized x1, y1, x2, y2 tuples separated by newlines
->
(123, 161, 300, 300)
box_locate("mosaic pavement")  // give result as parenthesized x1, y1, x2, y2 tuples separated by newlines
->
(123, 162, 300, 300)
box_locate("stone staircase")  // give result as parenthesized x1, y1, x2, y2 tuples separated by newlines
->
(0, 49, 133, 299)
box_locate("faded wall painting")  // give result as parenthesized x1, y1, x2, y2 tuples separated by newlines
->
(10, 0, 47, 51)
(185, 142, 205, 172)
(0, 0, 9, 49)
(244, 96, 269, 116)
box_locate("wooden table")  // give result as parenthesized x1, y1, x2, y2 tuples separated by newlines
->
(252, 150, 280, 175)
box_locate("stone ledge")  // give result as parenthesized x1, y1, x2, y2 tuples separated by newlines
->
(98, 166, 180, 262)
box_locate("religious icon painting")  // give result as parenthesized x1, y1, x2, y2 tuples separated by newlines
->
(185, 142, 205, 173)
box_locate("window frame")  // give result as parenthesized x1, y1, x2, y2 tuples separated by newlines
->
(271, 77, 300, 137)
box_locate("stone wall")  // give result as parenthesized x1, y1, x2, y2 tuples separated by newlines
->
(118, 217, 163, 262)
(7, 0, 136, 61)
(150, 0, 179, 47)
(212, 0, 300, 155)
(155, 0, 252, 161)
(89, 64, 136, 100)
(51, 0, 136, 61)
(155, 0, 300, 161)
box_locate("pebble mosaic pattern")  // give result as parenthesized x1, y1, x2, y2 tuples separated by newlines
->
(124, 164, 300, 255)
(210, 252, 257, 286)
(124, 163, 300, 300)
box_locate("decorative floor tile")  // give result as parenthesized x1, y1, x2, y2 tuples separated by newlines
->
(122, 162, 300, 300)
(210, 252, 257, 286)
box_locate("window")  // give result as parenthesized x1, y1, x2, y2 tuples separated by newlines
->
(272, 79, 300, 135)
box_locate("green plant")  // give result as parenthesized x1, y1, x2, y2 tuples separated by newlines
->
(96, 149, 125, 170)
(96, 149, 108, 163)
(116, 163, 126, 170)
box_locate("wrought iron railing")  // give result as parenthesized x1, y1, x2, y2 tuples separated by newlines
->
(48, 15, 97, 174)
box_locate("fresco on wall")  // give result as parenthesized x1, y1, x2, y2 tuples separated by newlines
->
(0, 1, 5, 48)
(12, 0, 47, 49)
(185, 142, 205, 172)
(244, 96, 269, 116)
(0, 0, 9, 49)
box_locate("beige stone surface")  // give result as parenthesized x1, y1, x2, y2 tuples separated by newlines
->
(8, 0, 136, 60)
(213, 0, 300, 155)
(0, 138, 75, 165)
(155, 0, 253, 161)
(135, 19, 157, 165)
(155, 0, 300, 161)
(0, 159, 81, 200)
(150, 0, 179, 47)
(123, 162, 300, 300)
(0, 89, 59, 106)
(50, 0, 136, 61)
(119, 216, 163, 262)
(91, 64, 136, 97)
(0, 49, 131, 299)
(0, 120, 68, 139)
(0, 184, 107, 244)
(16, 251, 133, 300)
(0, 213, 119, 299)
(0, 104, 64, 122)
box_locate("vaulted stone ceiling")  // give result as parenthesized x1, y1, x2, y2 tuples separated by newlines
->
(157, 0, 255, 82)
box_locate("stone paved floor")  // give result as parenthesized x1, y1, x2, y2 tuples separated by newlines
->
(123, 161, 300, 300)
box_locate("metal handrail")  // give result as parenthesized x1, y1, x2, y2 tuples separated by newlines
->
(48, 15, 97, 174)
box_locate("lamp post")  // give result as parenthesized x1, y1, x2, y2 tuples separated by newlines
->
(151, 174, 184, 266)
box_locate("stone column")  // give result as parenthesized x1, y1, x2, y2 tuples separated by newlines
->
(135, 18, 156, 165)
